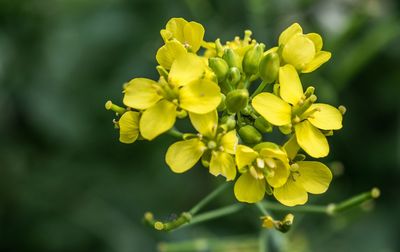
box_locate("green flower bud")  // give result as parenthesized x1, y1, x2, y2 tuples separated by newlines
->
(226, 67, 241, 87)
(279, 124, 292, 135)
(240, 105, 253, 116)
(239, 125, 262, 145)
(259, 52, 280, 83)
(209, 57, 229, 82)
(243, 44, 263, 75)
(254, 117, 273, 133)
(226, 89, 249, 113)
(223, 48, 241, 69)
(217, 93, 226, 111)
(220, 115, 236, 130)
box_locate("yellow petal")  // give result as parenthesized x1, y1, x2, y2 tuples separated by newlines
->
(168, 53, 205, 86)
(156, 41, 187, 70)
(220, 130, 238, 155)
(252, 92, 291, 126)
(123, 78, 162, 110)
(119, 111, 140, 144)
(305, 33, 323, 52)
(282, 34, 315, 70)
(265, 161, 290, 188)
(165, 17, 188, 42)
(283, 135, 300, 160)
(160, 29, 172, 43)
(235, 145, 258, 169)
(139, 100, 177, 140)
(189, 110, 217, 138)
(279, 64, 304, 105)
(306, 103, 343, 130)
(179, 79, 221, 114)
(209, 151, 236, 181)
(273, 179, 308, 206)
(297, 161, 332, 194)
(278, 23, 303, 45)
(301, 51, 331, 73)
(234, 173, 266, 203)
(183, 21, 205, 52)
(295, 120, 329, 158)
(166, 138, 205, 173)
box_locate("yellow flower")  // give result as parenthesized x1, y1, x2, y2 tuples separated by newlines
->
(252, 64, 343, 158)
(166, 110, 238, 181)
(233, 143, 290, 203)
(156, 40, 187, 70)
(267, 23, 331, 73)
(118, 111, 140, 144)
(160, 18, 205, 53)
(273, 161, 332, 206)
(123, 54, 221, 140)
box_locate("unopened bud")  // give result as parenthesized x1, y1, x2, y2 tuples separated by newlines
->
(223, 48, 242, 69)
(221, 115, 236, 130)
(279, 124, 292, 135)
(339, 105, 347, 115)
(217, 93, 226, 111)
(156, 65, 169, 80)
(209, 57, 229, 82)
(273, 83, 280, 96)
(304, 86, 315, 98)
(239, 125, 262, 144)
(243, 44, 263, 75)
(254, 117, 273, 133)
(226, 89, 249, 113)
(259, 52, 280, 83)
(226, 67, 241, 87)
(241, 105, 253, 116)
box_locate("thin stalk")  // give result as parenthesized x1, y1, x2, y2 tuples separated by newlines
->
(250, 80, 269, 99)
(167, 127, 184, 139)
(183, 204, 243, 228)
(189, 183, 230, 215)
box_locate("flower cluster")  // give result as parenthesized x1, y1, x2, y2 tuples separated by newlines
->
(106, 18, 344, 207)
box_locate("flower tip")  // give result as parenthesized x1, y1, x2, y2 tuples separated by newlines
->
(154, 221, 165, 231)
(338, 105, 347, 115)
(105, 100, 113, 110)
(371, 187, 380, 199)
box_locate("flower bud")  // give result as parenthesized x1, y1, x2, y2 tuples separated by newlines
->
(279, 124, 292, 135)
(239, 125, 262, 144)
(243, 44, 263, 75)
(259, 52, 280, 83)
(223, 48, 241, 69)
(209, 57, 229, 82)
(226, 67, 241, 87)
(226, 89, 249, 113)
(217, 93, 226, 111)
(221, 115, 236, 130)
(254, 117, 273, 133)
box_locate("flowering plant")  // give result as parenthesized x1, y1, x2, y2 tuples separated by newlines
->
(106, 18, 379, 232)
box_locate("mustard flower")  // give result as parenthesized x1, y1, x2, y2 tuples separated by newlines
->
(166, 110, 238, 181)
(252, 64, 343, 158)
(273, 161, 332, 206)
(234, 143, 290, 203)
(123, 54, 221, 140)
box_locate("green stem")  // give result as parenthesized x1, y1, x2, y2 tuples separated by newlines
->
(329, 187, 380, 215)
(184, 204, 244, 228)
(250, 80, 269, 99)
(167, 127, 184, 139)
(189, 183, 230, 215)
(260, 187, 380, 215)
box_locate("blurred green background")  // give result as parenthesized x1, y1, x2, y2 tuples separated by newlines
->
(1, 0, 399, 251)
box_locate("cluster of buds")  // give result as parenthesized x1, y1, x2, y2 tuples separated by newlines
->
(106, 18, 345, 207)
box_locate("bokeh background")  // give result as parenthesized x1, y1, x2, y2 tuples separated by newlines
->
(1, 0, 399, 251)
